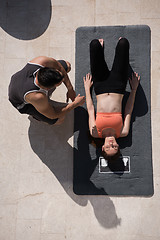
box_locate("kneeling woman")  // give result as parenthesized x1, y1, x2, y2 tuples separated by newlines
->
(83, 38, 140, 160)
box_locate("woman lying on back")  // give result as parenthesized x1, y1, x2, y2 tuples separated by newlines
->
(83, 38, 140, 160)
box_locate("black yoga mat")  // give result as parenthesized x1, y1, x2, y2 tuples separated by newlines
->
(73, 25, 153, 196)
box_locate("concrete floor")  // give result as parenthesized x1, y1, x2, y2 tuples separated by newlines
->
(0, 0, 160, 239)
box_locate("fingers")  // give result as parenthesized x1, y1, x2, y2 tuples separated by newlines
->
(131, 72, 140, 81)
(83, 73, 93, 89)
(87, 73, 92, 79)
(133, 72, 140, 78)
(137, 73, 140, 81)
(135, 72, 139, 79)
(83, 73, 92, 80)
(76, 94, 85, 99)
(129, 71, 140, 91)
(75, 94, 85, 106)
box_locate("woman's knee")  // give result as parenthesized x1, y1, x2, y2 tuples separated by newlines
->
(90, 39, 100, 49)
(118, 37, 130, 49)
(65, 61, 71, 73)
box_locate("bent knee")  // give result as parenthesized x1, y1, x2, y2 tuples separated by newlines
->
(90, 39, 100, 48)
(65, 61, 71, 73)
(118, 37, 130, 48)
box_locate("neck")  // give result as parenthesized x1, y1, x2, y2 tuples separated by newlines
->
(103, 128, 116, 138)
(35, 75, 48, 90)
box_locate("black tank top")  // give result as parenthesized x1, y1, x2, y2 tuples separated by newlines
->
(8, 63, 48, 109)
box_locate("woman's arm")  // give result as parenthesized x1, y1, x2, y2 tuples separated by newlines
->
(83, 73, 99, 137)
(121, 72, 140, 137)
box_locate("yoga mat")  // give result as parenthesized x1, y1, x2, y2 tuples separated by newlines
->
(74, 25, 153, 196)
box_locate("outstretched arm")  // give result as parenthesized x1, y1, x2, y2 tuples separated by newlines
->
(83, 73, 99, 137)
(29, 56, 76, 102)
(26, 92, 85, 120)
(121, 72, 140, 137)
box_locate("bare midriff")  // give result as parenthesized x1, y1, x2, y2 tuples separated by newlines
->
(96, 92, 124, 113)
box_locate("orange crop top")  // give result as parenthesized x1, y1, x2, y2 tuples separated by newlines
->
(96, 112, 123, 138)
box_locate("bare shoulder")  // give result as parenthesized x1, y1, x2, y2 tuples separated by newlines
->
(29, 56, 57, 67)
(25, 91, 47, 104)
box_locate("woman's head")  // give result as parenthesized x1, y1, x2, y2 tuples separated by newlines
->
(88, 132, 120, 161)
(101, 136, 120, 161)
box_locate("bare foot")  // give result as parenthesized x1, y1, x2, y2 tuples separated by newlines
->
(99, 39, 104, 47)
(119, 37, 122, 40)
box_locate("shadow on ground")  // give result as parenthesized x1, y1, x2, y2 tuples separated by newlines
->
(28, 111, 121, 229)
(118, 83, 148, 149)
(0, 0, 51, 40)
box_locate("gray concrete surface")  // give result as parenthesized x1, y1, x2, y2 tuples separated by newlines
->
(0, 0, 160, 239)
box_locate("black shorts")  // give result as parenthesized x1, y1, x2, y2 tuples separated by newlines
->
(18, 104, 58, 125)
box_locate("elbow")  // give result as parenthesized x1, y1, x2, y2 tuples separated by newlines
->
(120, 130, 129, 138)
(123, 132, 129, 137)
(124, 111, 132, 117)
(89, 129, 94, 137)
(89, 126, 98, 138)
(88, 107, 95, 115)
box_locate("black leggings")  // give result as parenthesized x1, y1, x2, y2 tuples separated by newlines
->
(90, 38, 130, 95)
(18, 104, 58, 125)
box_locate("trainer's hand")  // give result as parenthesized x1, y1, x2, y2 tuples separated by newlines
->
(83, 73, 93, 91)
(66, 87, 76, 102)
(129, 72, 140, 91)
(74, 94, 85, 107)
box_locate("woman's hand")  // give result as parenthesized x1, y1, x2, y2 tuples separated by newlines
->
(83, 73, 93, 91)
(129, 72, 140, 91)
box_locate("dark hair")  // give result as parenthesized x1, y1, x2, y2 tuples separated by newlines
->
(101, 147, 120, 161)
(38, 67, 64, 88)
(88, 131, 121, 161)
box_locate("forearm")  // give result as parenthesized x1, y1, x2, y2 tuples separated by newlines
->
(84, 89, 97, 136)
(121, 90, 136, 137)
(36, 101, 77, 120)
(85, 89, 95, 114)
(55, 60, 73, 90)
(63, 73, 73, 90)
(124, 90, 136, 116)
(55, 101, 77, 117)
